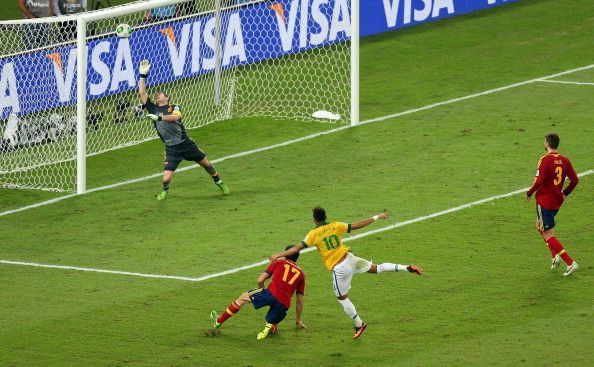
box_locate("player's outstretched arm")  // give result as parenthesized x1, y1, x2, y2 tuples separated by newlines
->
(295, 293, 306, 329)
(350, 212, 389, 231)
(269, 244, 304, 262)
(138, 60, 151, 104)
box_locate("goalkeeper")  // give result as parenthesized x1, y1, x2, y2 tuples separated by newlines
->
(138, 60, 230, 200)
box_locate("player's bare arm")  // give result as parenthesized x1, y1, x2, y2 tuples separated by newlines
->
(269, 243, 304, 262)
(256, 272, 270, 288)
(350, 212, 389, 230)
(295, 293, 306, 329)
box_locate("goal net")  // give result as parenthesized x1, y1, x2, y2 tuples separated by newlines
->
(0, 0, 353, 193)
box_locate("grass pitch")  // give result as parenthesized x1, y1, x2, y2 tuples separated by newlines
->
(1, 1, 594, 366)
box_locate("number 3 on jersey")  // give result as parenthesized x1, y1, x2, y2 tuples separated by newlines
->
(554, 166, 563, 185)
(282, 263, 301, 285)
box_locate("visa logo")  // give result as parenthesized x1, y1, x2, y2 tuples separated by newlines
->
(270, 0, 351, 52)
(383, 0, 455, 28)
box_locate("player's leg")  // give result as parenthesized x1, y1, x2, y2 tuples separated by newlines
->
(367, 262, 423, 275)
(348, 253, 421, 274)
(186, 143, 230, 195)
(157, 170, 175, 200)
(537, 204, 561, 267)
(336, 293, 367, 339)
(211, 291, 253, 329)
(197, 156, 230, 195)
(157, 149, 181, 200)
(538, 206, 577, 275)
(536, 205, 557, 261)
(257, 301, 286, 340)
(333, 254, 366, 338)
(543, 228, 578, 276)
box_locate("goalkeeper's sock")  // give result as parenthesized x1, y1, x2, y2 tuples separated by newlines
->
(217, 301, 241, 325)
(337, 298, 363, 327)
(203, 165, 221, 183)
(162, 184, 169, 192)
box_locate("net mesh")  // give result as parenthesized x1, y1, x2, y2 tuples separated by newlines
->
(0, 0, 351, 192)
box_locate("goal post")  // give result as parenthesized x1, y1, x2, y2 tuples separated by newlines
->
(351, 0, 359, 127)
(77, 16, 88, 194)
(0, 0, 358, 193)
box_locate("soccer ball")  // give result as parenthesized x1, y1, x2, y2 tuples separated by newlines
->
(115, 23, 132, 38)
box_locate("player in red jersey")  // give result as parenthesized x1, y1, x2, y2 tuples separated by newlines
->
(208, 245, 306, 339)
(526, 133, 579, 276)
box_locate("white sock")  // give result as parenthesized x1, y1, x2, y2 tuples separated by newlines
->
(377, 263, 397, 273)
(338, 298, 363, 327)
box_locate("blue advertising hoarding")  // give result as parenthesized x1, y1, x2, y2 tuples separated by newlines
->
(362, 0, 516, 37)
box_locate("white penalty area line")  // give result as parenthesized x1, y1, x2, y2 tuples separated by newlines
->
(2, 63, 593, 219)
(537, 79, 594, 86)
(2, 169, 591, 282)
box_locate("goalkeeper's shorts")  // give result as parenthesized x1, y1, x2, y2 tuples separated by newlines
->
(163, 140, 206, 171)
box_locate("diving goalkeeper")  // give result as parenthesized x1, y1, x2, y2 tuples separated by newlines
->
(138, 60, 230, 200)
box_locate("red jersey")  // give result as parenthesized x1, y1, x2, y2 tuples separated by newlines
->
(527, 151, 579, 210)
(265, 259, 305, 309)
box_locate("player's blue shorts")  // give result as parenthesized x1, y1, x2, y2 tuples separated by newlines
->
(536, 204, 558, 231)
(248, 288, 287, 324)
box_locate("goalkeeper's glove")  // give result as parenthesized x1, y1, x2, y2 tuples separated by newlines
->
(407, 265, 423, 275)
(146, 114, 161, 121)
(139, 60, 151, 78)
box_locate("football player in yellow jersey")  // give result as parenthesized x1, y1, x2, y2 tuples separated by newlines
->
(270, 207, 423, 339)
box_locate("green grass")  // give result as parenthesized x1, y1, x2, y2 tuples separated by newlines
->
(1, 0, 594, 366)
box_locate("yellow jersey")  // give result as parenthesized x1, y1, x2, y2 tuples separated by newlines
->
(302, 221, 351, 270)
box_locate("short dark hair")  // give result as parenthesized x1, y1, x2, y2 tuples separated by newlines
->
(284, 245, 300, 262)
(312, 206, 326, 223)
(545, 133, 560, 149)
(155, 91, 169, 99)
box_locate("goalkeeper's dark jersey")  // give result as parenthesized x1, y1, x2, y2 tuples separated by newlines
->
(144, 99, 189, 146)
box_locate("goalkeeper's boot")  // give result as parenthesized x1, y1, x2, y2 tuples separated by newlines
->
(156, 190, 168, 201)
(210, 310, 221, 329)
(563, 261, 579, 277)
(352, 322, 367, 339)
(216, 182, 230, 195)
(550, 254, 561, 270)
(256, 323, 274, 340)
